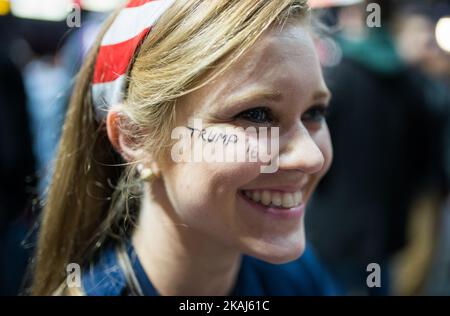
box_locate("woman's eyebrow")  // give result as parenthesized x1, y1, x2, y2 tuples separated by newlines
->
(224, 88, 283, 107)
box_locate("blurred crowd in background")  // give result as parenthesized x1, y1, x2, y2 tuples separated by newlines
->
(0, 0, 449, 296)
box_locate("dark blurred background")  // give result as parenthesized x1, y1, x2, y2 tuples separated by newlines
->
(0, 0, 449, 296)
(308, 0, 450, 296)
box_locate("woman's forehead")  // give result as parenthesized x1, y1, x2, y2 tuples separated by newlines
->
(181, 23, 325, 112)
(228, 23, 316, 77)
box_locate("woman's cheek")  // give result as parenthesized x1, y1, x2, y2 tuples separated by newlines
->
(170, 124, 268, 184)
(160, 160, 256, 240)
(162, 130, 264, 214)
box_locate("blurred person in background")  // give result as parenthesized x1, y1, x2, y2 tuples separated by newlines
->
(393, 2, 450, 295)
(0, 21, 36, 295)
(307, 0, 449, 295)
(23, 53, 72, 197)
(23, 12, 104, 197)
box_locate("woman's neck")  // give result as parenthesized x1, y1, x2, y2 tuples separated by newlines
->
(132, 183, 242, 296)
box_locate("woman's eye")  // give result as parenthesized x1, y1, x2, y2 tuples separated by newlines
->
(235, 107, 274, 124)
(302, 105, 329, 123)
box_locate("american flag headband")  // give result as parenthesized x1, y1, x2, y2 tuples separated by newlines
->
(91, 0, 176, 121)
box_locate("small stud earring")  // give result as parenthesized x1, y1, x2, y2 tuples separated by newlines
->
(137, 164, 156, 182)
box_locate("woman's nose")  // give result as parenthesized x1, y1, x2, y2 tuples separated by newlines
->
(278, 126, 325, 174)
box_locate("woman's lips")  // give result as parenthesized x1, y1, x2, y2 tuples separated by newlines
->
(238, 189, 305, 219)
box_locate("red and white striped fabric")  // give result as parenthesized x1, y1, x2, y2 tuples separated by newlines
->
(92, 0, 176, 121)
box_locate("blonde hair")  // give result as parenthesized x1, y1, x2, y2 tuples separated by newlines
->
(31, 0, 310, 295)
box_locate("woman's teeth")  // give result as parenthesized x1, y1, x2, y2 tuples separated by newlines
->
(242, 190, 303, 209)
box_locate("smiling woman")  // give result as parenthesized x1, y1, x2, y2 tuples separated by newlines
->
(31, 0, 338, 296)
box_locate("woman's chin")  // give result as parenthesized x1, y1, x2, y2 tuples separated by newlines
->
(243, 236, 306, 265)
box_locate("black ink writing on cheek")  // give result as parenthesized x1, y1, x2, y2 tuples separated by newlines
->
(186, 126, 196, 137)
(186, 126, 239, 146)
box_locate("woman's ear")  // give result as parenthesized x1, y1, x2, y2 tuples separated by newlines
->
(106, 109, 162, 178)
(106, 109, 142, 163)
